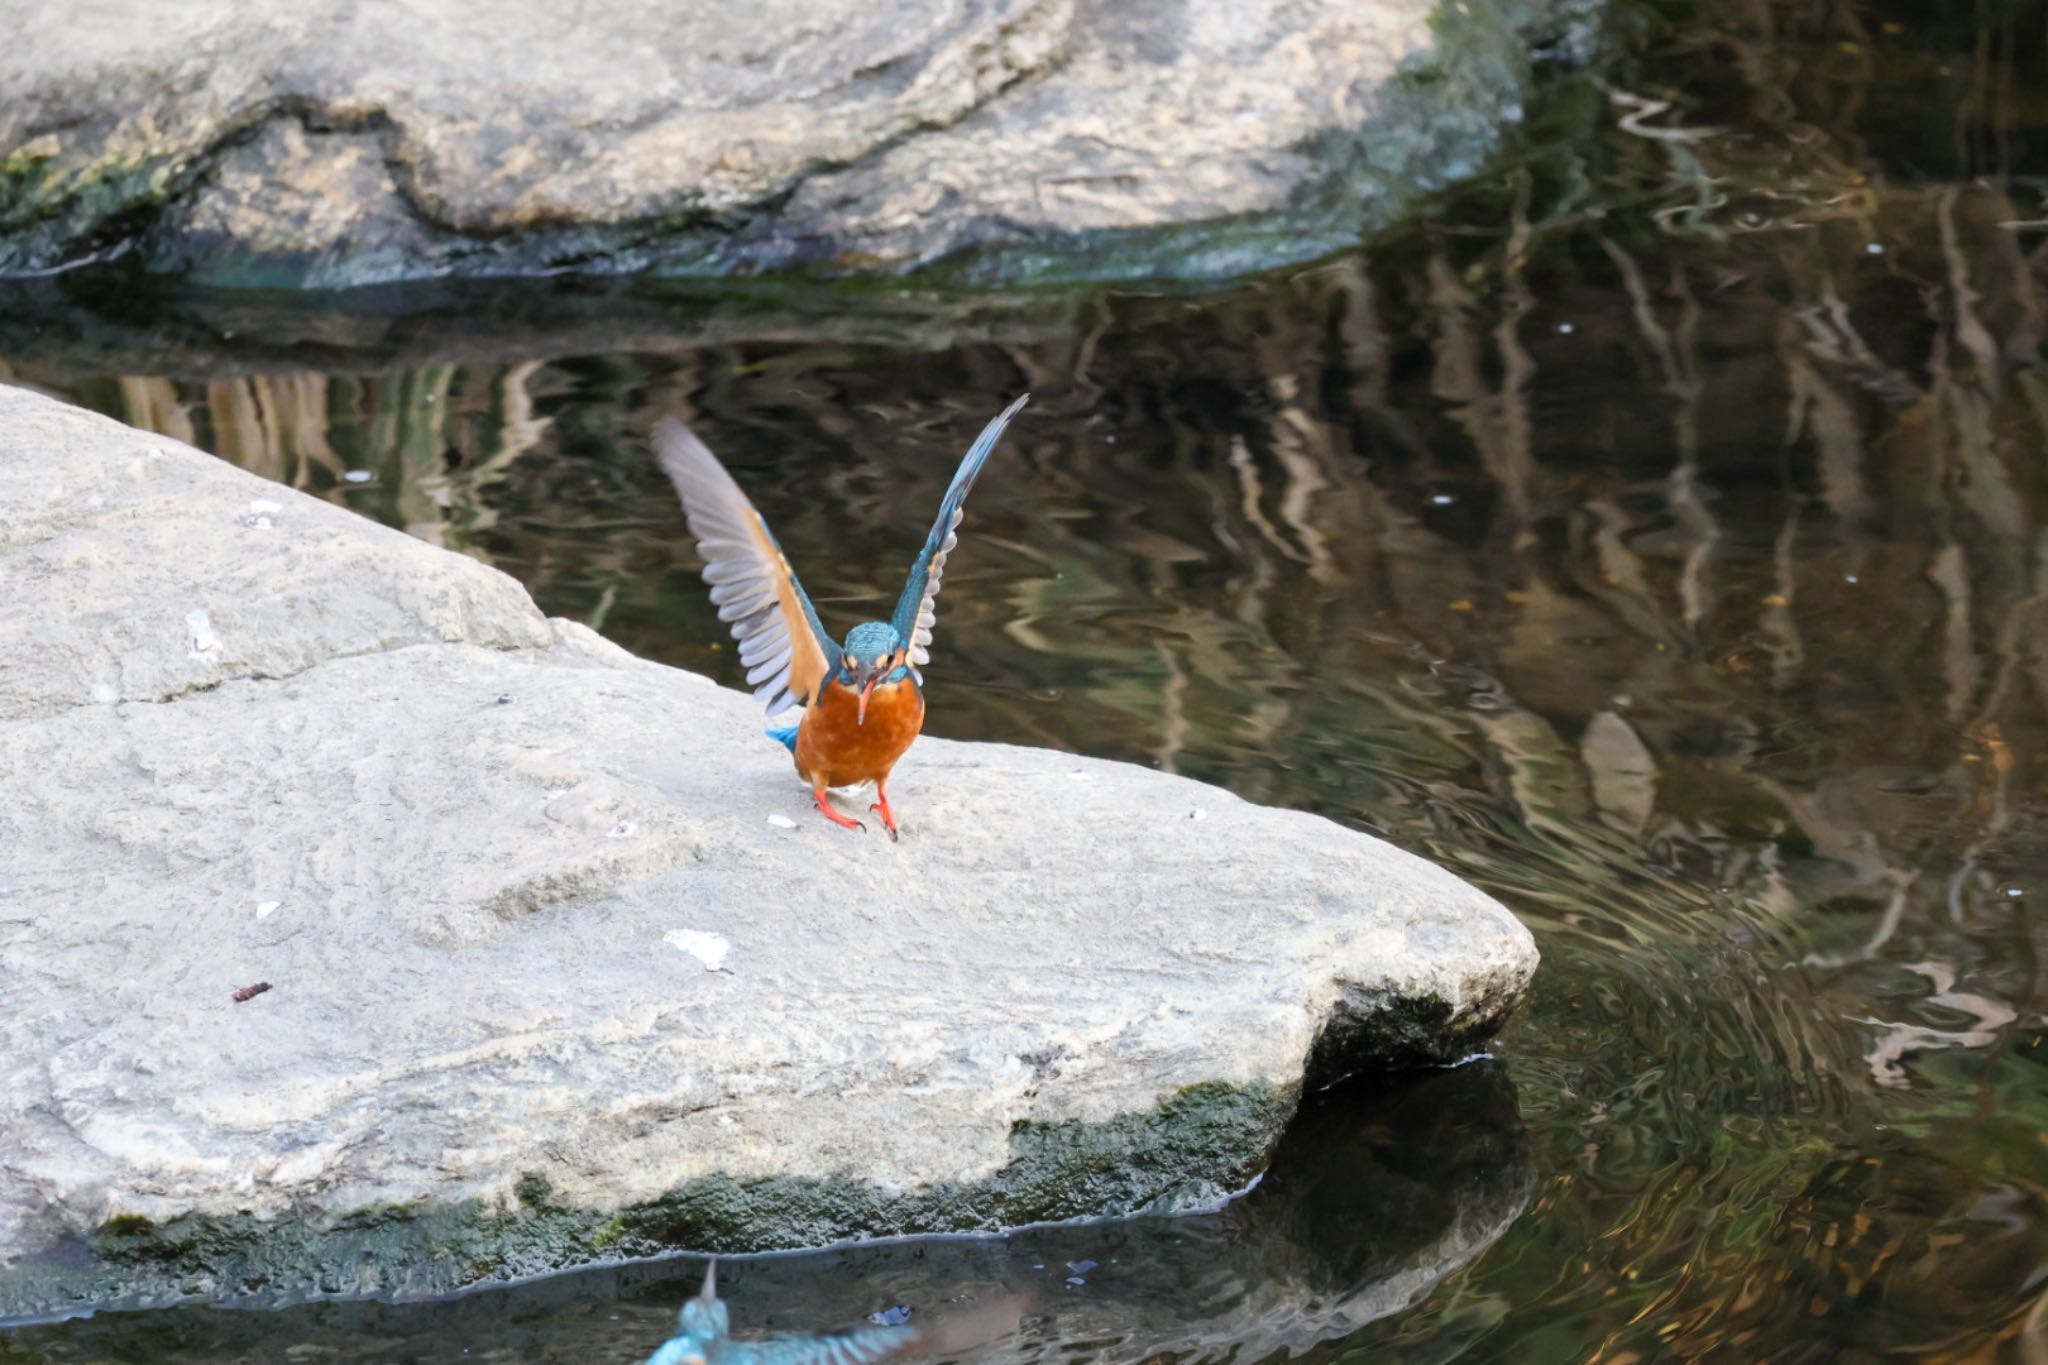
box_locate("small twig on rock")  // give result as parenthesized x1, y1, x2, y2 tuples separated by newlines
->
(233, 982, 273, 1003)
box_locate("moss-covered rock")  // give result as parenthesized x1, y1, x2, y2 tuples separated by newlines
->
(1, 1084, 1290, 1318)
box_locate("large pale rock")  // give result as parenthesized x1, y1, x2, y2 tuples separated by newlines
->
(0, 385, 1537, 1318)
(0, 0, 1592, 285)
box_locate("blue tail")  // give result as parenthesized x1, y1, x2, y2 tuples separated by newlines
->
(766, 723, 799, 754)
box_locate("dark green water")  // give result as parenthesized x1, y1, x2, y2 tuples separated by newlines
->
(5, 1, 2048, 1360)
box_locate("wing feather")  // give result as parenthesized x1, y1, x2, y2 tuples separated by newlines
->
(739, 1326, 922, 1365)
(710, 585, 776, 616)
(744, 640, 793, 678)
(739, 631, 790, 664)
(653, 418, 835, 712)
(890, 394, 1028, 668)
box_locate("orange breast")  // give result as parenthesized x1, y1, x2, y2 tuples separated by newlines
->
(794, 675, 926, 788)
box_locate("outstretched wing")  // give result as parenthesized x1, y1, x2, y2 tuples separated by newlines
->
(890, 394, 1029, 668)
(714, 1326, 922, 1365)
(654, 419, 835, 714)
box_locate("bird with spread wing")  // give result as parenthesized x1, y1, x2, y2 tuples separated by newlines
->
(645, 1260, 1022, 1365)
(653, 396, 1027, 839)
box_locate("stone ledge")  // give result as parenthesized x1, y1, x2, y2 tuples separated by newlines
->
(0, 385, 1537, 1317)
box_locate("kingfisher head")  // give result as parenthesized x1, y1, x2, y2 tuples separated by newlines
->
(836, 621, 909, 726)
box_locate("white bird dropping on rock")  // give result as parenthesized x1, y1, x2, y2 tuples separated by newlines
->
(186, 608, 222, 660)
(256, 901, 280, 919)
(767, 813, 797, 830)
(242, 498, 283, 529)
(664, 929, 731, 972)
(606, 818, 636, 839)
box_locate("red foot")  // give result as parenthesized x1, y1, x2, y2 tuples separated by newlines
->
(812, 789, 865, 833)
(869, 784, 900, 842)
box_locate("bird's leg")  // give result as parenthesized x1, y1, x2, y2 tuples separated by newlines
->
(869, 778, 900, 842)
(812, 787, 866, 833)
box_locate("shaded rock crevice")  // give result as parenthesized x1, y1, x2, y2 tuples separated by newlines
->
(103, 630, 580, 715)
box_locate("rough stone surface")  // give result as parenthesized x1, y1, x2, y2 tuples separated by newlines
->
(0, 0, 1595, 285)
(0, 385, 1538, 1317)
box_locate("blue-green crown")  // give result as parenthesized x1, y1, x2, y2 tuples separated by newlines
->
(841, 621, 901, 663)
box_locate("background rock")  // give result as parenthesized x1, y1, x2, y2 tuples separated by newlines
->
(0, 385, 1536, 1317)
(0, 0, 1596, 285)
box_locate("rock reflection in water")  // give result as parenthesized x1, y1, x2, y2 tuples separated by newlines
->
(2, 1066, 1529, 1364)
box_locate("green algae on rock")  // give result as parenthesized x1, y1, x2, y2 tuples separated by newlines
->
(3, 1066, 1535, 1359)
(1, 1084, 1291, 1319)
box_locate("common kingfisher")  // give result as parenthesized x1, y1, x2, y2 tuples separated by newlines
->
(645, 1260, 921, 1365)
(654, 396, 1027, 839)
